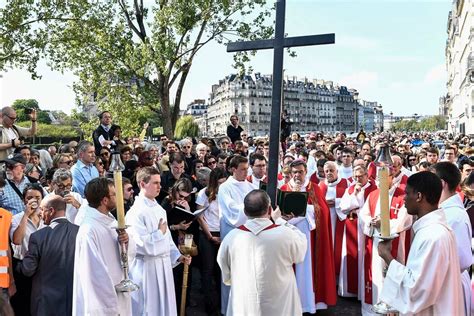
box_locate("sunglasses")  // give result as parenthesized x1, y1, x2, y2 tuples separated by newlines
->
(125, 187, 134, 192)
(100, 152, 110, 156)
(208, 161, 217, 164)
(182, 146, 191, 148)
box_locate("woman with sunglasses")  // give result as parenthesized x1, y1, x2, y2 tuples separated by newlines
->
(406, 153, 418, 173)
(52, 153, 74, 170)
(196, 168, 228, 314)
(204, 154, 218, 170)
(160, 178, 196, 309)
(10, 184, 45, 315)
(94, 157, 106, 177)
(99, 147, 111, 170)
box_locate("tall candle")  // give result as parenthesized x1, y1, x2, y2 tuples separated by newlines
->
(114, 170, 126, 228)
(379, 166, 390, 237)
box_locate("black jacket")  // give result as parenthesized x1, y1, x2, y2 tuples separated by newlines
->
(19, 219, 79, 316)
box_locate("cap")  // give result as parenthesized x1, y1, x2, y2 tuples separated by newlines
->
(2, 153, 27, 165)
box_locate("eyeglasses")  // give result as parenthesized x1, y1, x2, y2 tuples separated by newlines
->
(182, 146, 191, 149)
(409, 158, 416, 162)
(57, 184, 72, 190)
(97, 162, 104, 166)
(5, 114, 17, 121)
(100, 152, 110, 156)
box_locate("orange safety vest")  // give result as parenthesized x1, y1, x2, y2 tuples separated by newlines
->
(0, 208, 12, 288)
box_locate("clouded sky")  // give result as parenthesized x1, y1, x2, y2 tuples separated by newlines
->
(0, 0, 451, 116)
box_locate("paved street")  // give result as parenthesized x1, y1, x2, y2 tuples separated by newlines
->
(186, 267, 361, 316)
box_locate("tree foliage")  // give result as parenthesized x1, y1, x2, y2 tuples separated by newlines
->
(11, 99, 52, 124)
(391, 115, 447, 132)
(17, 122, 80, 138)
(1, 0, 274, 137)
(174, 115, 200, 139)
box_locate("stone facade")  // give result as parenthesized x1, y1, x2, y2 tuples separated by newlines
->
(206, 73, 378, 137)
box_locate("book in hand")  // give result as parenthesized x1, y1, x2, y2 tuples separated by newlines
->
(277, 190, 308, 217)
(173, 205, 207, 223)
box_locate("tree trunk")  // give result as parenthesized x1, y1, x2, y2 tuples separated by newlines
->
(160, 91, 173, 137)
(171, 64, 191, 133)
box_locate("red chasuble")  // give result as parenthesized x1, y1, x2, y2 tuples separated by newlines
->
(280, 181, 337, 306)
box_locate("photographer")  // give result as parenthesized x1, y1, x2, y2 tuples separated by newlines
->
(0, 106, 37, 162)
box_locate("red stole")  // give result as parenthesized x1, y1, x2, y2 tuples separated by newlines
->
(309, 172, 320, 184)
(280, 181, 338, 306)
(363, 187, 406, 304)
(335, 180, 377, 295)
(367, 162, 376, 181)
(318, 178, 348, 199)
(238, 223, 279, 232)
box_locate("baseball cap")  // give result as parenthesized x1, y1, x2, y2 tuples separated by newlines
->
(2, 153, 27, 165)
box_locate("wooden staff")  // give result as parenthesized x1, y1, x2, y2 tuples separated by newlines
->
(180, 255, 190, 316)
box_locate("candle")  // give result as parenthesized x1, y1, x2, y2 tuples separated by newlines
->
(114, 170, 126, 229)
(184, 234, 193, 248)
(379, 166, 390, 237)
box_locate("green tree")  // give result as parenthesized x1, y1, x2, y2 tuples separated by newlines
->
(11, 99, 51, 123)
(174, 115, 200, 139)
(1, 1, 273, 137)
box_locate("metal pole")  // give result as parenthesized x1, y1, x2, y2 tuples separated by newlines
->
(266, 0, 286, 207)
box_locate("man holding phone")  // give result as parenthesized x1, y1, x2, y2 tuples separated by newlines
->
(0, 106, 37, 162)
(49, 169, 82, 224)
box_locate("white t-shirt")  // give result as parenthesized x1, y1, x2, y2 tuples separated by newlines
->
(196, 188, 220, 232)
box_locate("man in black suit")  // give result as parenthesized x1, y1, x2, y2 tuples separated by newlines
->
(18, 195, 79, 316)
(92, 111, 117, 155)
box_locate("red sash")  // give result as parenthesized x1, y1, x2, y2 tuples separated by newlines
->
(237, 223, 279, 232)
(363, 188, 405, 304)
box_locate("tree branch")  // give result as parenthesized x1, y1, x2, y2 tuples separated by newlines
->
(118, 0, 145, 41)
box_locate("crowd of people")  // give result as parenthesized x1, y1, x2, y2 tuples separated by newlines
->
(0, 106, 473, 315)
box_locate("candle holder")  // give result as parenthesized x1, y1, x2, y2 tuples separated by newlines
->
(371, 233, 399, 315)
(114, 226, 139, 293)
(178, 234, 197, 316)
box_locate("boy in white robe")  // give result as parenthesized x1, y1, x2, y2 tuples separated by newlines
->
(378, 171, 463, 315)
(73, 178, 136, 316)
(433, 162, 472, 315)
(126, 167, 191, 316)
(217, 189, 307, 316)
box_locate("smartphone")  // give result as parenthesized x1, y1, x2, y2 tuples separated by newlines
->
(60, 190, 70, 198)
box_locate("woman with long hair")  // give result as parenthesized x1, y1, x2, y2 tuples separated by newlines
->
(160, 178, 195, 310)
(10, 184, 45, 315)
(196, 167, 228, 314)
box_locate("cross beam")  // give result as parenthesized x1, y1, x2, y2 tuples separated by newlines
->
(227, 34, 335, 52)
(227, 0, 335, 207)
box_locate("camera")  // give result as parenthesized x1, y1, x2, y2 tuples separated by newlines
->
(25, 108, 33, 115)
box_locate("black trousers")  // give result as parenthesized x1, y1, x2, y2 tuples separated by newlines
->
(199, 230, 221, 311)
(11, 257, 31, 316)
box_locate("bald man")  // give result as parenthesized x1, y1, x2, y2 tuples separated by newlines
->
(19, 195, 79, 315)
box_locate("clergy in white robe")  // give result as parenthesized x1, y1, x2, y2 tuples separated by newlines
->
(378, 171, 463, 315)
(433, 161, 472, 315)
(339, 166, 377, 298)
(217, 155, 255, 314)
(126, 167, 189, 316)
(359, 183, 412, 315)
(73, 178, 136, 316)
(217, 189, 307, 316)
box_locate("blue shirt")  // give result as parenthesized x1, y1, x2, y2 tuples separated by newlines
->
(0, 176, 31, 215)
(71, 160, 100, 197)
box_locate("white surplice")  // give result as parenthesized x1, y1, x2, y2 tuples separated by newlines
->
(285, 178, 318, 312)
(359, 186, 413, 316)
(217, 175, 255, 314)
(72, 205, 135, 316)
(217, 217, 307, 316)
(323, 177, 344, 245)
(440, 194, 472, 315)
(125, 193, 182, 316)
(380, 209, 463, 315)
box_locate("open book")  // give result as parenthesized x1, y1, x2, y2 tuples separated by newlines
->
(173, 205, 208, 223)
(259, 182, 308, 217)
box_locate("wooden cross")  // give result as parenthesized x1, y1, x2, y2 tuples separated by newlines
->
(227, 0, 335, 206)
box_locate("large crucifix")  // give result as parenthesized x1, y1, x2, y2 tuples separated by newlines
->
(227, 0, 335, 206)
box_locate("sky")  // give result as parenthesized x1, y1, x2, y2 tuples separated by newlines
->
(0, 0, 452, 116)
